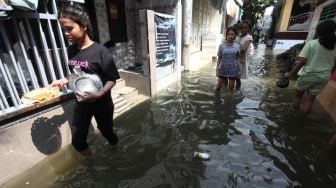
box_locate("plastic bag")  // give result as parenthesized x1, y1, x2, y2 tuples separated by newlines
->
(0, 0, 12, 10)
(9, 0, 38, 11)
(0, 0, 13, 19)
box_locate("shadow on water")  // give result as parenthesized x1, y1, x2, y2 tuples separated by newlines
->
(5, 45, 336, 188)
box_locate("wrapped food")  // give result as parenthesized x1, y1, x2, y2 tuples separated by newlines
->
(21, 87, 60, 104)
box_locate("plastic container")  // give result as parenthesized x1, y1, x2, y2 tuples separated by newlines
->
(194, 151, 210, 161)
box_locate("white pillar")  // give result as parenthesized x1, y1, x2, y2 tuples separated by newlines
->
(182, 0, 193, 71)
(176, 0, 182, 79)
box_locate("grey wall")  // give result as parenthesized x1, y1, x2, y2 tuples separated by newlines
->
(125, 0, 178, 66)
(94, 0, 110, 44)
(0, 102, 74, 185)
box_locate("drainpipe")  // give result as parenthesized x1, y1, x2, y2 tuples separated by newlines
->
(182, 0, 192, 71)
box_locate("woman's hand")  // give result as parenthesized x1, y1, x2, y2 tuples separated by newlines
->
(51, 78, 68, 88)
(76, 81, 114, 102)
(75, 91, 103, 102)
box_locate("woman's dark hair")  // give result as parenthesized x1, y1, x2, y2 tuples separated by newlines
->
(226, 27, 237, 39)
(233, 23, 241, 30)
(316, 19, 336, 50)
(58, 3, 94, 39)
(241, 20, 252, 32)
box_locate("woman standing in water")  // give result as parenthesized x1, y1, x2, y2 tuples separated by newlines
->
(52, 3, 120, 157)
(216, 27, 240, 95)
(236, 20, 253, 89)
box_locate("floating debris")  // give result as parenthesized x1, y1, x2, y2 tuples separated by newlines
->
(194, 151, 210, 161)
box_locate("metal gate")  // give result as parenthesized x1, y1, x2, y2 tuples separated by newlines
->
(0, 0, 70, 117)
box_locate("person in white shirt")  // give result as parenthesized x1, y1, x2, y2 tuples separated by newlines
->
(236, 20, 253, 89)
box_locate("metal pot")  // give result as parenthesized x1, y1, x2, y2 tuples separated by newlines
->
(69, 73, 103, 93)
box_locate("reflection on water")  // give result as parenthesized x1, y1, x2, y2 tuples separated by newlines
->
(5, 46, 336, 188)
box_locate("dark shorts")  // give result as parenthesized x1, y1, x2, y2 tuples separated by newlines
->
(218, 76, 236, 80)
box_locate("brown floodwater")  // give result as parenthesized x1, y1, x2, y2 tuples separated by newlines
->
(4, 45, 336, 188)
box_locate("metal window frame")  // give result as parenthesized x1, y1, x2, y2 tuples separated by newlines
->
(0, 0, 70, 118)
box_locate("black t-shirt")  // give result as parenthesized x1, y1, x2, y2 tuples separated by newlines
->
(67, 42, 120, 83)
(67, 42, 120, 105)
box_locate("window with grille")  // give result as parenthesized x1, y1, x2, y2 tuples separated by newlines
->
(0, 0, 74, 122)
(319, 2, 336, 22)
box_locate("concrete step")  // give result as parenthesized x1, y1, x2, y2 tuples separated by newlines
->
(203, 33, 217, 38)
(203, 33, 222, 38)
(202, 39, 217, 42)
(113, 94, 149, 118)
(112, 93, 130, 113)
(202, 43, 217, 47)
(113, 79, 126, 91)
(111, 80, 150, 117)
(203, 35, 217, 39)
(202, 35, 223, 49)
(113, 86, 138, 101)
(112, 85, 140, 114)
(203, 37, 217, 40)
(112, 93, 124, 104)
(114, 99, 129, 113)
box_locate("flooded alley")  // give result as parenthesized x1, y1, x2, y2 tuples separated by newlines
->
(4, 45, 336, 188)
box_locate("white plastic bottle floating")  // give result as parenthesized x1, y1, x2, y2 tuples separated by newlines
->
(194, 151, 210, 161)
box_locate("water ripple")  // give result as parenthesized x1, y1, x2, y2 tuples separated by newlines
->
(9, 46, 336, 188)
